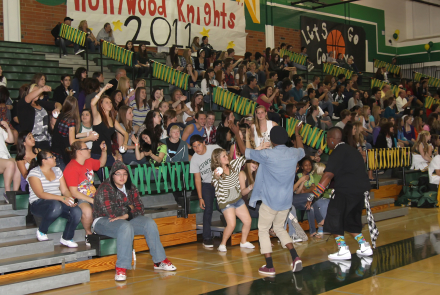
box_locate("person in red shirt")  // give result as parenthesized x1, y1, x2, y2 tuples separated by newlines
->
(64, 140, 107, 245)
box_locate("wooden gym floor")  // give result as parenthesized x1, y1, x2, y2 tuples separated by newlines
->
(37, 207, 440, 295)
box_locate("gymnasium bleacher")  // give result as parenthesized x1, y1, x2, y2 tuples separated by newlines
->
(0, 34, 421, 292)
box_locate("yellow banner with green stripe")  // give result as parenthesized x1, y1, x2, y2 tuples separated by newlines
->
(280, 49, 307, 66)
(413, 72, 440, 87)
(323, 63, 353, 80)
(59, 23, 86, 47)
(212, 87, 257, 116)
(424, 96, 438, 109)
(152, 62, 189, 90)
(370, 78, 400, 97)
(102, 41, 134, 67)
(366, 147, 411, 170)
(286, 117, 329, 154)
(373, 59, 401, 75)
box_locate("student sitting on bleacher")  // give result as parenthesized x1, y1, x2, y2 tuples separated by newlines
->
(92, 161, 177, 281)
(411, 131, 432, 171)
(27, 150, 81, 247)
(0, 120, 21, 202)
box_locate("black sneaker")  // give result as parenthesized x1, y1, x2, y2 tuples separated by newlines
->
(85, 235, 91, 246)
(203, 239, 214, 248)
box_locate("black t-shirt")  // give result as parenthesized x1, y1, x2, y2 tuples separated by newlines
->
(166, 138, 180, 158)
(324, 144, 370, 195)
(280, 89, 291, 102)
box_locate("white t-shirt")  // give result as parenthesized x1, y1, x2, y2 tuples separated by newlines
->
(182, 102, 203, 123)
(190, 144, 221, 183)
(27, 167, 63, 204)
(428, 155, 440, 185)
(0, 128, 11, 159)
(396, 96, 408, 113)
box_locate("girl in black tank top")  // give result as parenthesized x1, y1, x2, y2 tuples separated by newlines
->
(90, 84, 129, 171)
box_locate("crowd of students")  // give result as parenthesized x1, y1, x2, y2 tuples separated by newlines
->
(1, 31, 432, 281)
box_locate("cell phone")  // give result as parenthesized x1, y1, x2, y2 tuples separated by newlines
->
(74, 198, 78, 204)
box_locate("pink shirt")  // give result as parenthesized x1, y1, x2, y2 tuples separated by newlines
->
(423, 125, 430, 131)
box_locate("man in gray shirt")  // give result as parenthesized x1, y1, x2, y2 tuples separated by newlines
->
(246, 124, 305, 275)
(96, 23, 115, 44)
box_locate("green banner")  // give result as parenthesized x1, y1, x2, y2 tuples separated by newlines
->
(101, 41, 133, 67)
(152, 62, 189, 91)
(370, 78, 400, 97)
(323, 63, 353, 80)
(373, 59, 401, 75)
(59, 23, 86, 47)
(212, 87, 257, 116)
(414, 72, 440, 88)
(279, 49, 307, 66)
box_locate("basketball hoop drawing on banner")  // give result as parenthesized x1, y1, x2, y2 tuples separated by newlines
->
(327, 30, 345, 57)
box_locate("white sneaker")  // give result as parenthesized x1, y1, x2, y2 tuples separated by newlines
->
(330, 260, 352, 272)
(291, 235, 303, 243)
(154, 259, 177, 271)
(328, 246, 351, 260)
(218, 244, 227, 252)
(36, 229, 48, 241)
(358, 255, 373, 268)
(75, 49, 85, 55)
(332, 115, 340, 120)
(240, 242, 255, 249)
(308, 64, 315, 71)
(356, 242, 373, 256)
(60, 237, 78, 248)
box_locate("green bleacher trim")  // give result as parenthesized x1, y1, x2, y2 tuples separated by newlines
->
(279, 49, 307, 65)
(102, 161, 195, 196)
(373, 59, 401, 75)
(233, 217, 258, 233)
(414, 72, 440, 87)
(15, 193, 30, 210)
(323, 63, 353, 79)
(152, 62, 189, 91)
(102, 41, 134, 67)
(99, 239, 118, 256)
(47, 217, 84, 234)
(0, 174, 3, 188)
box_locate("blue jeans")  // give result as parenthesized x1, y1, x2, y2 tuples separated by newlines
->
(315, 198, 330, 232)
(86, 38, 100, 53)
(287, 193, 324, 235)
(319, 100, 334, 117)
(93, 215, 166, 269)
(55, 38, 79, 55)
(201, 182, 217, 240)
(221, 198, 245, 213)
(31, 199, 82, 240)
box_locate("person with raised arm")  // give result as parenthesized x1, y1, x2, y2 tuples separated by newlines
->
(90, 83, 128, 178)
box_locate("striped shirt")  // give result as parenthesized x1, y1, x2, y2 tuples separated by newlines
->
(212, 156, 247, 209)
(27, 166, 63, 204)
(129, 100, 150, 126)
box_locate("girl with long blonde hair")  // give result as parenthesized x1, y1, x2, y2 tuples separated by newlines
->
(411, 130, 432, 171)
(412, 116, 424, 139)
(117, 76, 134, 105)
(251, 105, 278, 148)
(372, 105, 381, 125)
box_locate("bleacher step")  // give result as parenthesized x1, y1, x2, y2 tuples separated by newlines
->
(0, 227, 86, 245)
(362, 206, 408, 223)
(0, 215, 25, 229)
(0, 238, 53, 260)
(0, 209, 27, 217)
(0, 268, 90, 294)
(0, 201, 12, 211)
(0, 243, 95, 274)
(143, 204, 180, 219)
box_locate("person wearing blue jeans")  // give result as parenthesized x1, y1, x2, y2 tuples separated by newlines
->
(287, 193, 324, 236)
(92, 161, 176, 281)
(27, 150, 81, 248)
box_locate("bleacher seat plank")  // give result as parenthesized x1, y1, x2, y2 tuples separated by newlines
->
(133, 230, 197, 252)
(154, 214, 196, 235)
(371, 184, 402, 200)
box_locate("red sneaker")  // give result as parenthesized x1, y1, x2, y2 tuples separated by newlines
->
(115, 267, 127, 281)
(291, 257, 303, 272)
(154, 258, 177, 271)
(258, 265, 276, 276)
